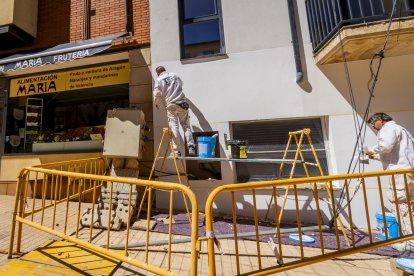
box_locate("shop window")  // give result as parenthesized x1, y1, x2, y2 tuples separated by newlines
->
(179, 0, 225, 59)
(4, 84, 129, 154)
(231, 118, 329, 183)
(186, 131, 222, 180)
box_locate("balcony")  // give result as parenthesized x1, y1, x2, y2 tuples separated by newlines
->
(0, 0, 38, 50)
(306, 0, 414, 64)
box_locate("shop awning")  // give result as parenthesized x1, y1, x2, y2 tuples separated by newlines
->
(0, 33, 127, 73)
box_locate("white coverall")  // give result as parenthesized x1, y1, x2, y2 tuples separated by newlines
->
(153, 71, 195, 151)
(368, 120, 414, 240)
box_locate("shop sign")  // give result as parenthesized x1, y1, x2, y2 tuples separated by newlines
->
(0, 46, 109, 73)
(9, 63, 129, 97)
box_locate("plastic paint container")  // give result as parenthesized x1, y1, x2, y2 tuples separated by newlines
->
(197, 136, 216, 158)
(375, 212, 399, 240)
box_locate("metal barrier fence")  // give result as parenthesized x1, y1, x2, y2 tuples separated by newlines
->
(205, 169, 414, 276)
(29, 157, 107, 203)
(8, 164, 199, 276)
(8, 160, 414, 275)
(32, 157, 107, 173)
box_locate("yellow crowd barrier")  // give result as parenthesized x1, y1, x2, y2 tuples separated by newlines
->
(8, 160, 199, 276)
(205, 169, 414, 275)
(8, 157, 414, 275)
(33, 157, 106, 173)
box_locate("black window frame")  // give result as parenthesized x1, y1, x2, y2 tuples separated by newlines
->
(178, 0, 226, 60)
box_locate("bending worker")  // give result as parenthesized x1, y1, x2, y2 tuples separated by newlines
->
(366, 112, 414, 251)
(153, 66, 196, 157)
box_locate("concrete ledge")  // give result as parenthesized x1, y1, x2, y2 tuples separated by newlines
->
(0, 179, 18, 196)
(315, 17, 414, 64)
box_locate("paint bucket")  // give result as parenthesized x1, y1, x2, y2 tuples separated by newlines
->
(227, 140, 248, 159)
(197, 136, 216, 158)
(375, 212, 399, 240)
(396, 258, 414, 272)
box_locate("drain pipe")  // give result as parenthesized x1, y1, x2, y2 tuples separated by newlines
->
(287, 0, 303, 83)
(83, 0, 91, 40)
(124, 0, 132, 34)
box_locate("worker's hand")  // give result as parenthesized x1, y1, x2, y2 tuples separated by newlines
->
(365, 149, 375, 159)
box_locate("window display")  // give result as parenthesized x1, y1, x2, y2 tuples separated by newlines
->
(5, 88, 129, 154)
(5, 63, 130, 154)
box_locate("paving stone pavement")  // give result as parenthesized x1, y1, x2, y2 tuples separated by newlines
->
(0, 195, 401, 275)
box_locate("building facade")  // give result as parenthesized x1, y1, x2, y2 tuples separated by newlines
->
(0, 0, 153, 194)
(150, 0, 414, 227)
(1, 0, 413, 229)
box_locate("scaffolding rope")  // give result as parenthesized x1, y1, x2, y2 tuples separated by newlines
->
(329, 0, 400, 226)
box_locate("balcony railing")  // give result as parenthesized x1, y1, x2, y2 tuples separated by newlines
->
(306, 0, 414, 53)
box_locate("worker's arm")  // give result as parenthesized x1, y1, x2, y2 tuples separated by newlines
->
(178, 76, 183, 88)
(153, 79, 162, 109)
(368, 127, 398, 155)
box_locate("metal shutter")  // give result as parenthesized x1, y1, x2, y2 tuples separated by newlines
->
(231, 118, 329, 182)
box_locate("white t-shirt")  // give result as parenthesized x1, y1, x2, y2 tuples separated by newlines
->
(369, 121, 414, 170)
(153, 71, 186, 108)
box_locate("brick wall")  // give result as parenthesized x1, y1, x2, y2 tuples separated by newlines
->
(0, 0, 71, 55)
(34, 0, 71, 47)
(70, 0, 150, 44)
(131, 0, 150, 44)
(0, 0, 149, 56)
(69, 0, 84, 43)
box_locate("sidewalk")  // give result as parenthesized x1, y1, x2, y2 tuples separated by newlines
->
(0, 195, 397, 275)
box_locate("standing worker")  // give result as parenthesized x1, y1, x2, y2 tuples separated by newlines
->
(153, 66, 196, 157)
(366, 112, 414, 251)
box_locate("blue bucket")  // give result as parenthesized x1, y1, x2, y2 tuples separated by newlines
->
(197, 136, 216, 158)
(376, 212, 399, 240)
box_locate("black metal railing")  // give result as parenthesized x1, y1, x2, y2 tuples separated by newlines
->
(306, 0, 414, 53)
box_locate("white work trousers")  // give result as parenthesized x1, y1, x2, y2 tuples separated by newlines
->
(388, 173, 414, 241)
(166, 104, 195, 151)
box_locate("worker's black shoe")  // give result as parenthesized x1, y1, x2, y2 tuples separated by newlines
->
(188, 146, 196, 157)
(170, 151, 181, 158)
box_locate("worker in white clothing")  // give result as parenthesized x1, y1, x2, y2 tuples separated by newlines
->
(366, 112, 414, 251)
(153, 66, 196, 157)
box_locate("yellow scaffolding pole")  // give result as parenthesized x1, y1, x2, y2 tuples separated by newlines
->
(264, 128, 350, 247)
(136, 128, 192, 223)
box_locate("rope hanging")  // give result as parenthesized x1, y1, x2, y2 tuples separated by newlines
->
(329, 0, 401, 226)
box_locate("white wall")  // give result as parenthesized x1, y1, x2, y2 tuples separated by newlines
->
(150, 0, 414, 228)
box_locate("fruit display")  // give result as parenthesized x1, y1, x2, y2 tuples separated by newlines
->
(33, 129, 54, 143)
(33, 126, 105, 143)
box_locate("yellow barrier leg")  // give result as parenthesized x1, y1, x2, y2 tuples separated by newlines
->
(16, 178, 26, 254)
(8, 174, 25, 258)
(205, 212, 216, 276)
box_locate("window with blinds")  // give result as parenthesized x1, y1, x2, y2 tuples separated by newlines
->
(231, 118, 329, 183)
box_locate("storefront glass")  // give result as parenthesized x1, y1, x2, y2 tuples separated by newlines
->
(4, 62, 130, 154)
